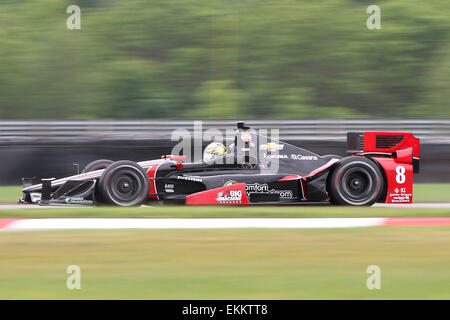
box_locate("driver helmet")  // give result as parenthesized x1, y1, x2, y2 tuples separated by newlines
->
(203, 142, 227, 162)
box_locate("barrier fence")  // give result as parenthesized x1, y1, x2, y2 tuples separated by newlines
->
(0, 119, 449, 142)
(0, 119, 448, 184)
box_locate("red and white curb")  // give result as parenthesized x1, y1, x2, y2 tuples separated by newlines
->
(0, 217, 449, 230)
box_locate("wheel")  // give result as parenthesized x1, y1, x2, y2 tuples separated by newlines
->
(327, 156, 384, 206)
(82, 159, 113, 173)
(98, 160, 150, 206)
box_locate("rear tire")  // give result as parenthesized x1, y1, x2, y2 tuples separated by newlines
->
(82, 159, 113, 173)
(98, 160, 150, 206)
(327, 157, 384, 206)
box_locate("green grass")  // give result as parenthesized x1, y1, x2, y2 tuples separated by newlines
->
(0, 186, 22, 204)
(414, 184, 450, 203)
(0, 205, 449, 218)
(0, 227, 449, 299)
(1, 184, 449, 300)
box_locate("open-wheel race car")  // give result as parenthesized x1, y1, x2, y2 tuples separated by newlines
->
(19, 122, 420, 206)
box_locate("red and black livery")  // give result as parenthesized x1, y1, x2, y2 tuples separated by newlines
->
(19, 122, 420, 206)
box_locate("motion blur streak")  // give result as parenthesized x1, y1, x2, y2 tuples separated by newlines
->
(0, 0, 449, 119)
(1, 217, 450, 230)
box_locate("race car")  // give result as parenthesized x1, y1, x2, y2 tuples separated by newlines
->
(19, 122, 420, 206)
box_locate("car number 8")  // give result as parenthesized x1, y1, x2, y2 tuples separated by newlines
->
(395, 165, 406, 184)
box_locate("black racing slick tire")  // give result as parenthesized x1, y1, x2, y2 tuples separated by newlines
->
(82, 159, 113, 173)
(98, 160, 150, 206)
(327, 156, 384, 206)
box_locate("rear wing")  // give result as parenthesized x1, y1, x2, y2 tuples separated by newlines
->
(347, 132, 420, 173)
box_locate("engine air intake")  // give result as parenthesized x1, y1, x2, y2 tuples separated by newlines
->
(376, 135, 404, 149)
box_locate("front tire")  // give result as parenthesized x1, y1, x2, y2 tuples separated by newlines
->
(98, 160, 150, 206)
(327, 157, 384, 206)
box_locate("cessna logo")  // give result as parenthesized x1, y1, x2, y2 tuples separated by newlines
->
(291, 154, 318, 161)
(262, 153, 317, 160)
(216, 190, 243, 203)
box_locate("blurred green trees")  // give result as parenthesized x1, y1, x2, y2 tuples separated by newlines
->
(0, 0, 448, 119)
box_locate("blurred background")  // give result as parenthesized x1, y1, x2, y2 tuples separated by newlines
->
(0, 0, 449, 183)
(0, 1, 449, 300)
(1, 0, 449, 119)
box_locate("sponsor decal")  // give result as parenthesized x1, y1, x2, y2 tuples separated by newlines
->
(177, 175, 203, 182)
(291, 154, 318, 161)
(65, 197, 84, 204)
(240, 131, 252, 142)
(389, 193, 412, 203)
(224, 180, 238, 187)
(245, 183, 293, 199)
(389, 186, 412, 203)
(165, 183, 174, 193)
(260, 143, 284, 152)
(263, 153, 288, 159)
(262, 153, 318, 161)
(216, 190, 243, 204)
